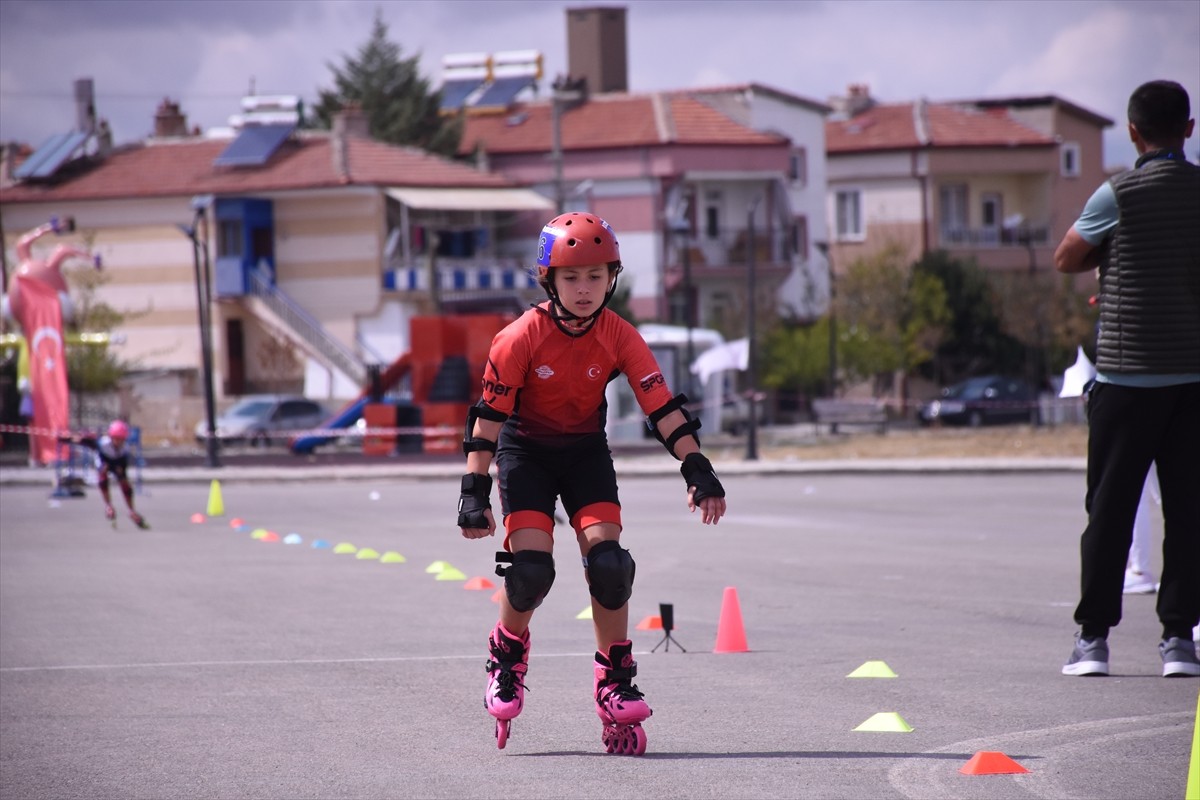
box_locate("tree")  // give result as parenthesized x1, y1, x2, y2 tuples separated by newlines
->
(312, 11, 462, 158)
(762, 319, 829, 398)
(988, 268, 1097, 388)
(835, 244, 951, 396)
(912, 250, 1024, 385)
(64, 261, 145, 428)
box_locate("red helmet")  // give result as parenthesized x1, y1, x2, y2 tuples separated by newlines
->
(107, 420, 130, 440)
(535, 213, 620, 269)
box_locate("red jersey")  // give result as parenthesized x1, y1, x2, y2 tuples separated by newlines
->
(480, 304, 674, 439)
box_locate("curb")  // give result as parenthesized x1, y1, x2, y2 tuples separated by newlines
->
(0, 457, 1087, 487)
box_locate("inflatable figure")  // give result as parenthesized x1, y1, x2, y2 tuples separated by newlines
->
(2, 217, 100, 464)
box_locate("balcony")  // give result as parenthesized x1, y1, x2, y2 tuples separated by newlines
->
(938, 224, 1050, 249)
(668, 227, 793, 271)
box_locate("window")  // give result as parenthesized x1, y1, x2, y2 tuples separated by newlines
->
(980, 192, 1002, 244)
(939, 184, 968, 241)
(705, 191, 722, 239)
(1061, 142, 1081, 177)
(835, 190, 863, 240)
(792, 215, 809, 257)
(789, 147, 807, 186)
(217, 219, 243, 257)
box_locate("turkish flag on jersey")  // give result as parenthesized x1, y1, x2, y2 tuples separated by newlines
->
(14, 276, 69, 465)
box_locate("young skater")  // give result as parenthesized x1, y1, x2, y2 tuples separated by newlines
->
(457, 212, 728, 753)
(63, 420, 148, 529)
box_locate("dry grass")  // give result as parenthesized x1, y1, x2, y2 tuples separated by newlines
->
(708, 423, 1088, 461)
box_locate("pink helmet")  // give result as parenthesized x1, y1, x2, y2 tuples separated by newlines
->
(107, 420, 130, 440)
(535, 213, 620, 269)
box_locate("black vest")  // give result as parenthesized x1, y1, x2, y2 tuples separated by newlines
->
(1096, 151, 1200, 374)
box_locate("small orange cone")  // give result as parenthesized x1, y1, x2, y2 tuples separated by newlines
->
(190, 513, 206, 524)
(960, 751, 1029, 775)
(490, 588, 504, 603)
(635, 615, 663, 631)
(464, 576, 495, 590)
(713, 586, 749, 653)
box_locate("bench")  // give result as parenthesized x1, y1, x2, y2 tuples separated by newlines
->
(811, 398, 889, 434)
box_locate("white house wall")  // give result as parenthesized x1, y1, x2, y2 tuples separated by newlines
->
(2, 198, 210, 373)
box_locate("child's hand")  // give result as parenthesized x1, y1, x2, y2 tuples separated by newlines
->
(688, 489, 726, 525)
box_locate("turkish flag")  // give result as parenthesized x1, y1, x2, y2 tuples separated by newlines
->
(14, 276, 69, 465)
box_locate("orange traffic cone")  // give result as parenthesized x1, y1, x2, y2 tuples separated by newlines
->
(635, 615, 663, 631)
(959, 751, 1029, 775)
(464, 576, 495, 590)
(713, 586, 749, 653)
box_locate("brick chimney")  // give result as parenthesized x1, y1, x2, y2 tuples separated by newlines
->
(154, 98, 190, 137)
(331, 103, 369, 183)
(566, 6, 628, 93)
(829, 83, 877, 118)
(334, 103, 370, 139)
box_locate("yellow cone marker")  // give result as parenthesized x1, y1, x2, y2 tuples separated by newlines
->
(356, 548, 380, 560)
(854, 712, 913, 732)
(435, 566, 467, 581)
(576, 606, 593, 620)
(1187, 687, 1199, 800)
(425, 560, 451, 574)
(380, 551, 407, 564)
(332, 542, 357, 554)
(250, 528, 269, 540)
(847, 660, 898, 678)
(206, 480, 224, 517)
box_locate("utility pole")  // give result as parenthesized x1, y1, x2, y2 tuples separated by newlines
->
(551, 77, 586, 214)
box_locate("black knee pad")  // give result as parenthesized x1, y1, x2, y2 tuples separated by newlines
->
(585, 540, 636, 611)
(496, 551, 556, 612)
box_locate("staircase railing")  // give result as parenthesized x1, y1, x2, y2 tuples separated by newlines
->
(247, 267, 368, 386)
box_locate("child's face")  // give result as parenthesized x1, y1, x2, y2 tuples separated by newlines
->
(553, 263, 610, 318)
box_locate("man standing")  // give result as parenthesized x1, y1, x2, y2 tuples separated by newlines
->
(1054, 79, 1199, 678)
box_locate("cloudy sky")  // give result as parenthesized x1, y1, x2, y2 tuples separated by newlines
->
(1, 0, 1197, 171)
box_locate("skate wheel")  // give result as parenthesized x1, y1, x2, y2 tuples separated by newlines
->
(601, 723, 646, 756)
(495, 719, 509, 749)
(628, 724, 647, 756)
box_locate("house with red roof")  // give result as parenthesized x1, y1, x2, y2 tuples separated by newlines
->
(1, 93, 551, 439)
(824, 84, 1112, 274)
(460, 82, 831, 336)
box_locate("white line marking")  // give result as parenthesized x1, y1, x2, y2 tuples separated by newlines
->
(0, 650, 606, 673)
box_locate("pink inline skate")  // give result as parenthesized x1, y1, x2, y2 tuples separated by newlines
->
(594, 640, 652, 755)
(484, 622, 529, 749)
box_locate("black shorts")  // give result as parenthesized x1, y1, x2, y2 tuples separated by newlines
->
(495, 431, 622, 547)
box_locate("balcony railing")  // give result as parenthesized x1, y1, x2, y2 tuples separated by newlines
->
(939, 225, 1050, 248)
(674, 228, 794, 268)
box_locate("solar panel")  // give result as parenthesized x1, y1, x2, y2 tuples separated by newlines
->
(15, 130, 90, 179)
(213, 123, 295, 167)
(473, 76, 535, 109)
(439, 77, 485, 111)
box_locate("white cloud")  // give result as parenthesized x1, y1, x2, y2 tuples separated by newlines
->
(1, 0, 1196, 169)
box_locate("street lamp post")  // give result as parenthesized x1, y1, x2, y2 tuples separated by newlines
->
(815, 241, 837, 395)
(668, 201, 695, 391)
(180, 196, 220, 468)
(745, 198, 762, 461)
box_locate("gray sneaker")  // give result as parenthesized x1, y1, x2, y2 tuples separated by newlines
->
(1159, 637, 1200, 677)
(1062, 634, 1109, 676)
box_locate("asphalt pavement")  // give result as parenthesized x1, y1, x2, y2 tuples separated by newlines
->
(1, 458, 1197, 800)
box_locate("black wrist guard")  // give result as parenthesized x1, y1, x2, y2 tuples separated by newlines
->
(680, 452, 725, 502)
(457, 472, 493, 529)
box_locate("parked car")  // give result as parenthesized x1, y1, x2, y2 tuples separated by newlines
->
(918, 375, 1040, 427)
(194, 395, 327, 446)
